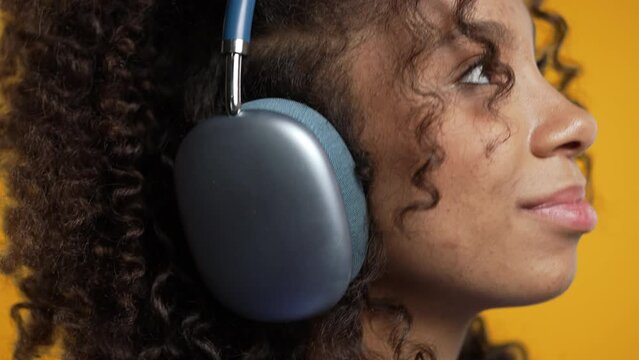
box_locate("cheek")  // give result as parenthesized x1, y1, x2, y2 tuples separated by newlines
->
(383, 168, 577, 308)
(409, 116, 519, 251)
(377, 115, 578, 306)
(389, 153, 518, 291)
(377, 138, 513, 294)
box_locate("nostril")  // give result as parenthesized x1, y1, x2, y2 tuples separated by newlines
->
(561, 141, 581, 151)
(531, 106, 597, 159)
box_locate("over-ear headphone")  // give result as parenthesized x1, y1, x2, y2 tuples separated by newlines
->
(173, 0, 368, 322)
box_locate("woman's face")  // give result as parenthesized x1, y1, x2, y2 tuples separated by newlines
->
(352, 0, 597, 312)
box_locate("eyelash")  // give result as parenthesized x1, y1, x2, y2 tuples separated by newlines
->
(458, 54, 549, 86)
(458, 58, 492, 86)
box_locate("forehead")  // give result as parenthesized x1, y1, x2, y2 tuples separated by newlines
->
(418, 0, 529, 20)
(416, 0, 533, 45)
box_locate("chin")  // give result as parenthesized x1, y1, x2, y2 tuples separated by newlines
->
(498, 252, 579, 308)
(470, 248, 579, 311)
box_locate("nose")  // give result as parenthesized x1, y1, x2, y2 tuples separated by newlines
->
(530, 87, 598, 159)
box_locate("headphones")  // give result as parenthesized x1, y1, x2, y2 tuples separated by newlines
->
(173, 0, 368, 322)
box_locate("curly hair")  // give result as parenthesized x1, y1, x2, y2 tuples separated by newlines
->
(0, 0, 585, 359)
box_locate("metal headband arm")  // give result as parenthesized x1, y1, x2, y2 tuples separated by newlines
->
(222, 0, 256, 115)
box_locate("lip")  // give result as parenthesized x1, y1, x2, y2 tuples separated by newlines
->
(519, 185, 598, 232)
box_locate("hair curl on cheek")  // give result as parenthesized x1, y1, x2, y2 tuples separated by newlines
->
(0, 0, 573, 359)
(380, 0, 516, 232)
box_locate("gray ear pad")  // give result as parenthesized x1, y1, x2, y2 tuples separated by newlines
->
(173, 98, 368, 322)
(243, 98, 369, 277)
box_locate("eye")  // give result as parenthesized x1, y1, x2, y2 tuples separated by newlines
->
(459, 61, 491, 85)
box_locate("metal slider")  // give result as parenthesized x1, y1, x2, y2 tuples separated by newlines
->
(222, 39, 250, 56)
(225, 53, 242, 115)
(222, 40, 248, 116)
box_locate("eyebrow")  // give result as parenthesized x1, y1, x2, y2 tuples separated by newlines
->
(462, 18, 538, 54)
(436, 20, 515, 52)
(465, 20, 516, 51)
(428, 17, 534, 66)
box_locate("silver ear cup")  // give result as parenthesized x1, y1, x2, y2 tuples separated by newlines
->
(174, 108, 354, 322)
(242, 99, 369, 279)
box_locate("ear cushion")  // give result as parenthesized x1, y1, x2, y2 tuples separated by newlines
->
(243, 98, 369, 279)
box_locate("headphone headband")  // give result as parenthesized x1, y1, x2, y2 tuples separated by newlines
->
(223, 0, 256, 46)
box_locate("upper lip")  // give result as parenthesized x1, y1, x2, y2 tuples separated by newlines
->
(519, 185, 586, 210)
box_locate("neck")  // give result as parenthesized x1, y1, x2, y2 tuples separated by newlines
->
(362, 281, 479, 360)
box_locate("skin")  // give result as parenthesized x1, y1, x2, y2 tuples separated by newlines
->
(348, 0, 597, 359)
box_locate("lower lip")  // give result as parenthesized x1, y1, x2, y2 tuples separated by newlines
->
(523, 200, 598, 232)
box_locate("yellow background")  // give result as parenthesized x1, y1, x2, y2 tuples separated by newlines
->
(1, 0, 638, 359)
(484, 0, 639, 359)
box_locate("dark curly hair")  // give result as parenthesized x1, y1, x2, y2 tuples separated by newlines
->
(0, 0, 585, 359)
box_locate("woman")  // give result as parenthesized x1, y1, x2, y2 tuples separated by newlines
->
(0, 0, 596, 359)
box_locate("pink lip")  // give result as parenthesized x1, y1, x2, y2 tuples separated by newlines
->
(519, 185, 598, 232)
